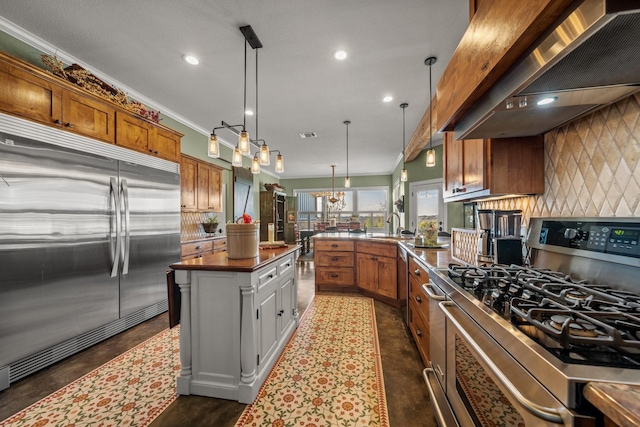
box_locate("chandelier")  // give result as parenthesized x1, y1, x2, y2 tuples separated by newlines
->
(312, 165, 345, 211)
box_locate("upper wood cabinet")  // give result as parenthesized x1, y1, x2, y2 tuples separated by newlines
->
(115, 112, 181, 163)
(443, 132, 544, 202)
(0, 52, 182, 161)
(435, 0, 574, 132)
(180, 155, 222, 212)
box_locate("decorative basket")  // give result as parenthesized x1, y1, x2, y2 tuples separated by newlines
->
(201, 222, 219, 233)
(226, 223, 260, 259)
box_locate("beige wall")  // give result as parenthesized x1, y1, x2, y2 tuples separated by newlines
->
(479, 93, 640, 226)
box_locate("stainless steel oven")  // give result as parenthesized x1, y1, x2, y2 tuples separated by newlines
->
(423, 217, 640, 427)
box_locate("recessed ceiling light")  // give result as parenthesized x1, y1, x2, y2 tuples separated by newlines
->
(537, 97, 558, 106)
(383, 96, 393, 103)
(245, 110, 254, 116)
(334, 50, 348, 61)
(183, 55, 199, 65)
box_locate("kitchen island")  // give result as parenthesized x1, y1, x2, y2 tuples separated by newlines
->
(169, 245, 299, 404)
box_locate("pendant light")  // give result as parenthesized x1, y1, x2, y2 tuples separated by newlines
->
(425, 56, 437, 168)
(274, 150, 284, 173)
(344, 120, 351, 188)
(400, 103, 408, 182)
(252, 48, 261, 174)
(238, 36, 251, 155)
(208, 132, 220, 158)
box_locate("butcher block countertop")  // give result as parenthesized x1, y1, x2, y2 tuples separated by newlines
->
(170, 244, 299, 272)
(583, 382, 640, 427)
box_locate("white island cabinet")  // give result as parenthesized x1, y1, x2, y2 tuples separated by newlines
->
(170, 245, 299, 404)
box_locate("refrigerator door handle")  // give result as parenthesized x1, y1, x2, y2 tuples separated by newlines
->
(110, 177, 122, 278)
(121, 178, 130, 275)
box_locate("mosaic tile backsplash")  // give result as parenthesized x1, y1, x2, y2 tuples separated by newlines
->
(479, 93, 640, 227)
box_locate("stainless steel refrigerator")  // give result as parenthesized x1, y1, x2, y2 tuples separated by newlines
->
(0, 113, 180, 389)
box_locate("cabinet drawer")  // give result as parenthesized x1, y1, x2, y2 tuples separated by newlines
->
(316, 267, 354, 286)
(315, 251, 354, 267)
(409, 275, 429, 321)
(409, 256, 429, 283)
(278, 254, 295, 277)
(357, 241, 397, 258)
(409, 299, 430, 365)
(258, 265, 278, 288)
(181, 240, 213, 257)
(213, 238, 227, 249)
(315, 240, 354, 252)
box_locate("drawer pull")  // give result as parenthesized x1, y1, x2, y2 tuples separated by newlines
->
(416, 295, 422, 303)
(64, 122, 74, 128)
(371, 256, 378, 261)
(331, 257, 338, 261)
(414, 269, 421, 276)
(268, 274, 274, 279)
(416, 328, 423, 337)
(285, 262, 291, 267)
(331, 244, 338, 248)
(331, 274, 339, 278)
(195, 245, 201, 250)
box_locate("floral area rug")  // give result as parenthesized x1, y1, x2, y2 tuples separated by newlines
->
(0, 327, 180, 427)
(235, 295, 389, 427)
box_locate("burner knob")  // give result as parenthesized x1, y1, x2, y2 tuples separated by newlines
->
(564, 228, 579, 239)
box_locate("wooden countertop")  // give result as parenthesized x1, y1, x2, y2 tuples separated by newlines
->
(583, 382, 640, 427)
(170, 245, 299, 272)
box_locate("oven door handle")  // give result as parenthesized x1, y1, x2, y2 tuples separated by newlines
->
(423, 367, 460, 427)
(422, 281, 445, 300)
(440, 301, 565, 424)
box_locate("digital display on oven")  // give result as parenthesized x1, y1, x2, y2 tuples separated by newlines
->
(540, 221, 640, 258)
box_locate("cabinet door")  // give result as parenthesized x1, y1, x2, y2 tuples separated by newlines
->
(180, 157, 197, 210)
(377, 256, 397, 299)
(196, 162, 221, 211)
(278, 275, 295, 337)
(115, 111, 150, 151)
(151, 127, 181, 163)
(62, 90, 115, 143)
(258, 287, 279, 372)
(0, 60, 62, 126)
(356, 253, 377, 293)
(444, 132, 463, 196)
(444, 133, 485, 198)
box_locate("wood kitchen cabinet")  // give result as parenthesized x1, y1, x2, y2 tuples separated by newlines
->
(180, 236, 227, 260)
(116, 111, 181, 162)
(356, 241, 398, 304)
(443, 132, 544, 202)
(259, 190, 286, 242)
(314, 240, 355, 290)
(408, 256, 430, 366)
(179, 154, 222, 212)
(0, 52, 182, 161)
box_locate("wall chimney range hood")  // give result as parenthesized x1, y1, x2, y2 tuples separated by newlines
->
(455, 0, 640, 140)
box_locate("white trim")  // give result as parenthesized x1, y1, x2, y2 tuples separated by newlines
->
(409, 178, 446, 233)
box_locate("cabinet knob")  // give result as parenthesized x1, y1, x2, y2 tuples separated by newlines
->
(54, 119, 62, 124)
(371, 256, 378, 261)
(331, 273, 339, 278)
(267, 274, 274, 279)
(331, 244, 338, 248)
(277, 309, 284, 316)
(416, 295, 422, 303)
(416, 329, 423, 337)
(64, 122, 73, 128)
(195, 245, 201, 250)
(331, 257, 338, 261)
(414, 269, 421, 276)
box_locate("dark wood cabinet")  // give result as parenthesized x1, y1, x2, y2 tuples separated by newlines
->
(356, 241, 398, 303)
(443, 132, 544, 202)
(408, 256, 430, 365)
(314, 240, 356, 290)
(63, 90, 115, 143)
(260, 190, 286, 242)
(116, 111, 181, 162)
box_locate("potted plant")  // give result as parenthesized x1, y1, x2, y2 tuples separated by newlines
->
(201, 215, 219, 234)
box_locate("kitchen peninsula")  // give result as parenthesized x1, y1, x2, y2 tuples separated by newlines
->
(169, 245, 299, 404)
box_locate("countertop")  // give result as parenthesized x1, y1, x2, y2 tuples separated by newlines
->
(583, 382, 640, 426)
(170, 244, 299, 272)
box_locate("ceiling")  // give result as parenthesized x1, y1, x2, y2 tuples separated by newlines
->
(0, 0, 469, 179)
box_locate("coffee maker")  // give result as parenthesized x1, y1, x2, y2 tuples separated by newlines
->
(477, 209, 523, 265)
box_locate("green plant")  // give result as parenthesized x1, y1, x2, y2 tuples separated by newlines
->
(206, 215, 218, 224)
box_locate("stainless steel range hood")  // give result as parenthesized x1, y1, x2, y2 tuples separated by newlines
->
(455, 0, 640, 140)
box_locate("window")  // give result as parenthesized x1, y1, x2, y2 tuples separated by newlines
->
(294, 187, 388, 233)
(409, 179, 445, 235)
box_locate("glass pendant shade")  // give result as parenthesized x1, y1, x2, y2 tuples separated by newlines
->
(232, 147, 243, 167)
(251, 154, 261, 174)
(259, 143, 270, 165)
(401, 168, 408, 182)
(426, 148, 436, 167)
(275, 153, 284, 173)
(344, 176, 351, 188)
(208, 134, 220, 158)
(238, 130, 250, 154)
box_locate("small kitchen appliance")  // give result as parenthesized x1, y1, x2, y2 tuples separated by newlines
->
(425, 217, 640, 426)
(476, 209, 523, 265)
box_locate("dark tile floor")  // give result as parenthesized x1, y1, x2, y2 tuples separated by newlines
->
(0, 258, 436, 427)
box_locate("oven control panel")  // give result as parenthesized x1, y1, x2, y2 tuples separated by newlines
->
(538, 220, 640, 258)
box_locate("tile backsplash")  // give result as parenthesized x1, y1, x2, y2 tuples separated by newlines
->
(479, 93, 640, 227)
